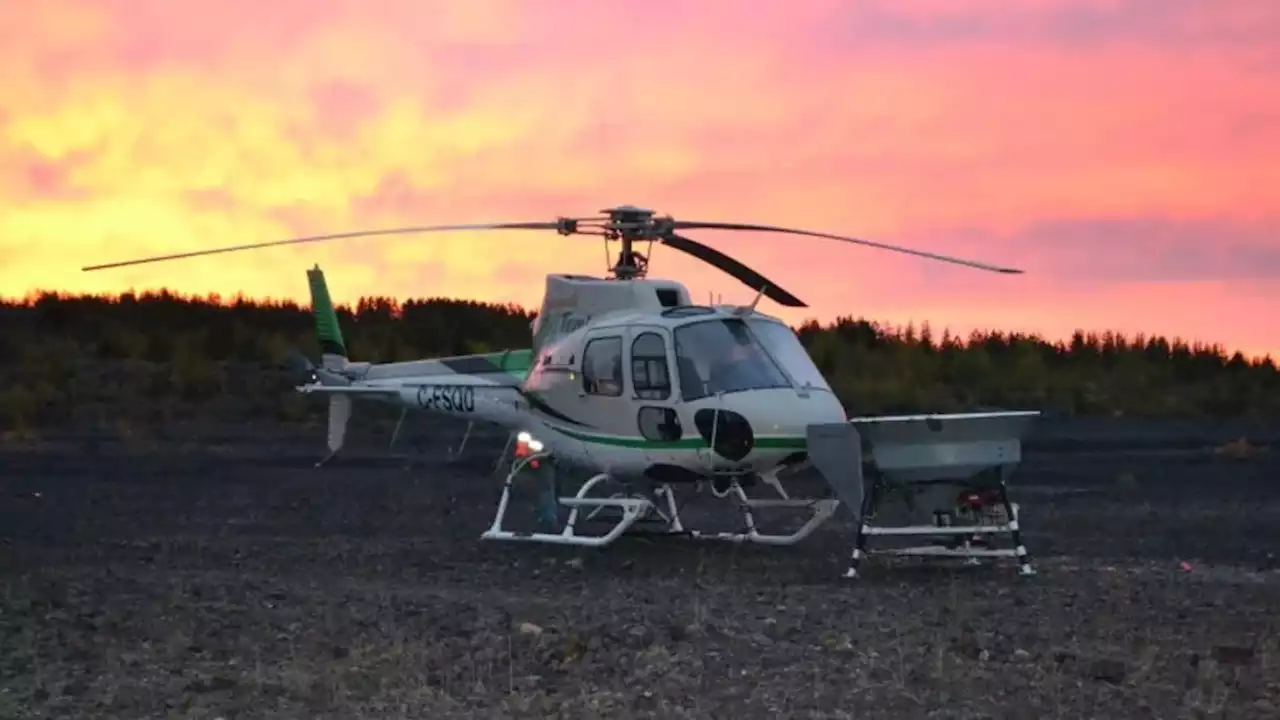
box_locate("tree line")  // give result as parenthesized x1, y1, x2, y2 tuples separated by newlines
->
(2, 289, 1277, 434)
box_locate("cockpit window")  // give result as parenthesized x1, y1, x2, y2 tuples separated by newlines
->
(746, 318, 833, 392)
(673, 318, 790, 401)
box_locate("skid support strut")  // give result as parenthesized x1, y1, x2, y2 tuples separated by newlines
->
(481, 457, 664, 547)
(481, 448, 840, 548)
(689, 471, 839, 546)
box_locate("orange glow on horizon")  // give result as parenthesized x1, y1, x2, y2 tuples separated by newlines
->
(2, 0, 1277, 358)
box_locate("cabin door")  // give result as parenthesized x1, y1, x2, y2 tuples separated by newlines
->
(575, 328, 630, 468)
(626, 325, 684, 464)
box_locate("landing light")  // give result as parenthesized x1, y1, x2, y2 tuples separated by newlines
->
(515, 431, 545, 457)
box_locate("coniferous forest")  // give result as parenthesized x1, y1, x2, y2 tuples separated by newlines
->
(2, 290, 1278, 436)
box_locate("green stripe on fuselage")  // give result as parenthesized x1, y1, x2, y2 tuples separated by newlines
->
(439, 349, 533, 381)
(543, 423, 806, 450)
(476, 349, 533, 380)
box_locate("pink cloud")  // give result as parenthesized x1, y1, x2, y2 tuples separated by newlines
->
(0, 0, 1276, 357)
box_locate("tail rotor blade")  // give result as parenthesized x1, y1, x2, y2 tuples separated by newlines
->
(283, 350, 318, 386)
(284, 347, 315, 368)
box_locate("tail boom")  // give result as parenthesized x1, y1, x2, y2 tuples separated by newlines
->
(299, 379, 528, 430)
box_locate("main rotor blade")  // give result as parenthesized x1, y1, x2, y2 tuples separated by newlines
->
(671, 221, 1024, 274)
(80, 222, 563, 271)
(661, 232, 807, 307)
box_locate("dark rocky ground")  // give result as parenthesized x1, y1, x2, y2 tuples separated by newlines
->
(2, 418, 1279, 719)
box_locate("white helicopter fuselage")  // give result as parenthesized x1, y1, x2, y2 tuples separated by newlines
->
(513, 304, 847, 481)
(311, 303, 847, 482)
(300, 272, 849, 483)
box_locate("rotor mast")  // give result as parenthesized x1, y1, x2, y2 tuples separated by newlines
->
(601, 205, 661, 280)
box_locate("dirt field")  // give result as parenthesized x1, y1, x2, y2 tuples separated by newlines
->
(2, 423, 1279, 719)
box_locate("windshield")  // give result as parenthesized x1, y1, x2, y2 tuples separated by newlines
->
(673, 318, 791, 400)
(747, 318, 832, 392)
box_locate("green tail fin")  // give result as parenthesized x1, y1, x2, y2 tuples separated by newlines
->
(306, 264, 348, 363)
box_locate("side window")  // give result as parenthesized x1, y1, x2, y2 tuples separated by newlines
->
(631, 332, 671, 400)
(637, 406, 682, 442)
(582, 337, 624, 396)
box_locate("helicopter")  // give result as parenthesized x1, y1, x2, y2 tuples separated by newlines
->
(82, 205, 1042, 578)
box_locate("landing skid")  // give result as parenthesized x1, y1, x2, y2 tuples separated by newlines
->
(480, 410, 1041, 579)
(481, 458, 836, 548)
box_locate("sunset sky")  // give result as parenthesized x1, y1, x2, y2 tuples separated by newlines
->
(3, 0, 1278, 356)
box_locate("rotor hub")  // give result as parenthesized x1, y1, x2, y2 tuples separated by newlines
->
(600, 205, 658, 239)
(599, 205, 664, 279)
(601, 204, 655, 221)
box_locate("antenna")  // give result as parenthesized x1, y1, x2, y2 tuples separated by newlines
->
(732, 286, 767, 316)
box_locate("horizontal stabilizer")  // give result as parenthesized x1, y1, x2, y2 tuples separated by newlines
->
(298, 384, 401, 397)
(298, 372, 515, 398)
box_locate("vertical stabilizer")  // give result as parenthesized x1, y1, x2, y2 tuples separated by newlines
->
(306, 264, 348, 371)
(307, 264, 354, 468)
